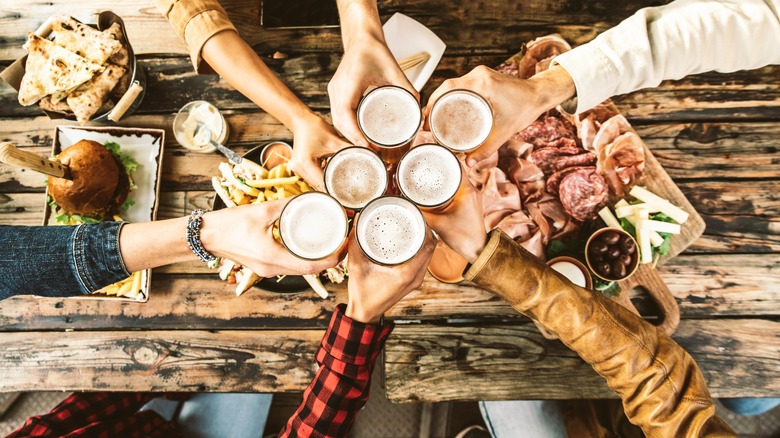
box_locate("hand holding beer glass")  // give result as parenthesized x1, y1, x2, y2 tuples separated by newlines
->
(426, 64, 574, 166)
(356, 85, 422, 164)
(346, 210, 436, 324)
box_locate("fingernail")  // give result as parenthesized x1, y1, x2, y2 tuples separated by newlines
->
(466, 158, 477, 167)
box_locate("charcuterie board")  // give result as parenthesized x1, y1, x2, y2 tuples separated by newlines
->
(496, 36, 705, 335)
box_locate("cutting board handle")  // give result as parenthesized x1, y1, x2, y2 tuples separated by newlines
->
(616, 264, 680, 335)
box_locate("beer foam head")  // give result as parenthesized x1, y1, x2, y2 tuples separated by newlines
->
(398, 144, 461, 207)
(357, 197, 426, 265)
(279, 192, 348, 260)
(358, 86, 421, 147)
(430, 91, 493, 151)
(325, 148, 388, 209)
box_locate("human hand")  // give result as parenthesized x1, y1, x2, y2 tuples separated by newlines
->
(421, 171, 488, 264)
(328, 34, 417, 146)
(345, 228, 436, 324)
(425, 65, 575, 166)
(201, 198, 345, 277)
(288, 114, 352, 191)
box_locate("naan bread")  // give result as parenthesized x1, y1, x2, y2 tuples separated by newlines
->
(18, 34, 103, 106)
(67, 63, 126, 125)
(105, 23, 129, 67)
(38, 95, 72, 114)
(52, 17, 122, 65)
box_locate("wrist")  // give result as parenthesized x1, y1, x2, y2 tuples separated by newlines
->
(345, 295, 382, 324)
(461, 232, 490, 264)
(528, 65, 576, 112)
(339, 1, 385, 51)
(198, 210, 228, 260)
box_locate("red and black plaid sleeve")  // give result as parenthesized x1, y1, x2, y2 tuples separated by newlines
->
(7, 392, 181, 438)
(279, 304, 394, 437)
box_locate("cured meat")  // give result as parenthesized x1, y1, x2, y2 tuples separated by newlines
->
(516, 35, 571, 79)
(557, 167, 608, 222)
(519, 231, 546, 260)
(591, 115, 645, 197)
(526, 193, 579, 242)
(496, 209, 536, 242)
(576, 102, 620, 150)
(466, 151, 499, 190)
(495, 62, 520, 78)
(518, 116, 578, 149)
(482, 168, 521, 229)
(529, 146, 596, 175)
(546, 165, 596, 196)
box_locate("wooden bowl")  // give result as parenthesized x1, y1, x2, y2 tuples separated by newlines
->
(546, 256, 592, 289)
(585, 228, 640, 282)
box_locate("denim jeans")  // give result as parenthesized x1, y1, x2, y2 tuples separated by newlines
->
(0, 223, 130, 299)
(720, 397, 780, 416)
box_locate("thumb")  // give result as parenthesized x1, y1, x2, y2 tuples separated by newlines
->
(261, 196, 294, 222)
(465, 142, 499, 167)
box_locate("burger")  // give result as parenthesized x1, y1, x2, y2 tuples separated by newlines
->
(48, 139, 136, 220)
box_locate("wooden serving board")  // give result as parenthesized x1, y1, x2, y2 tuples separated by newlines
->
(503, 42, 706, 335)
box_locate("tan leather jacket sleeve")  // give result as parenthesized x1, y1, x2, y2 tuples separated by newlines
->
(464, 229, 735, 437)
(154, 0, 237, 73)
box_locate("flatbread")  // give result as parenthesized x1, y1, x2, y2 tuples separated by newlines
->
(105, 23, 129, 67)
(52, 17, 122, 65)
(67, 63, 125, 125)
(18, 34, 103, 106)
(38, 95, 73, 114)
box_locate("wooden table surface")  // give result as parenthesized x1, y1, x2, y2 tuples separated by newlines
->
(0, 1, 778, 401)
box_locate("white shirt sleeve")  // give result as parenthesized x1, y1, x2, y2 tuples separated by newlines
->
(552, 0, 780, 114)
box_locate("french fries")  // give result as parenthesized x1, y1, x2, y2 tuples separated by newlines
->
(93, 271, 144, 300)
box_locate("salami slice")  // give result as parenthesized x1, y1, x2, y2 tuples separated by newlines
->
(546, 166, 596, 196)
(557, 168, 608, 222)
(518, 116, 578, 148)
(529, 146, 596, 175)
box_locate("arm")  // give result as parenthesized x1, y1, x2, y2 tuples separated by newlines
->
(423, 180, 734, 436)
(553, 0, 780, 114)
(328, 0, 416, 145)
(154, 0, 349, 188)
(0, 199, 343, 299)
(463, 231, 735, 437)
(280, 228, 436, 437)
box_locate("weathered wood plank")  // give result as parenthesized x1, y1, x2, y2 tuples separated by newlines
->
(384, 318, 780, 401)
(0, 252, 777, 331)
(0, 329, 321, 392)
(2, 55, 778, 120)
(0, 0, 675, 60)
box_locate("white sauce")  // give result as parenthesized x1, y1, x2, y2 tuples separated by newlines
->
(550, 261, 588, 287)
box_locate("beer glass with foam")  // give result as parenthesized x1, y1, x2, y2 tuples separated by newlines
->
(429, 89, 493, 152)
(396, 144, 462, 211)
(355, 196, 427, 266)
(278, 192, 349, 260)
(357, 86, 422, 164)
(323, 147, 388, 210)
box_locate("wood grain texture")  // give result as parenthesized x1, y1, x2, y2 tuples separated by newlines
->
(0, 252, 777, 332)
(0, 329, 321, 392)
(384, 318, 780, 401)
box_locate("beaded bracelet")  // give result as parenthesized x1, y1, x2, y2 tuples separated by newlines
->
(186, 209, 218, 266)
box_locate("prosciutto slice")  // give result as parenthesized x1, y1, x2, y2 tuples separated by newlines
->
(592, 115, 645, 197)
(482, 168, 521, 230)
(516, 35, 571, 79)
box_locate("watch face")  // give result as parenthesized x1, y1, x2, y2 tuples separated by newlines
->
(261, 0, 340, 29)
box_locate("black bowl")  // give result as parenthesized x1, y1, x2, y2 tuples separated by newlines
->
(211, 143, 312, 293)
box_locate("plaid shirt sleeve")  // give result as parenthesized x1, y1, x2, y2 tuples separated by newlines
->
(279, 304, 394, 437)
(7, 392, 181, 438)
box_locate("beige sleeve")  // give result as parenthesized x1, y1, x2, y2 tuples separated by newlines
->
(154, 0, 238, 73)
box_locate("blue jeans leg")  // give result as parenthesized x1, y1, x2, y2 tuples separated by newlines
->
(175, 393, 274, 438)
(479, 400, 567, 438)
(720, 398, 780, 416)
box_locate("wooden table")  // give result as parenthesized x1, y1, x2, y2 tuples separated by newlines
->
(0, 1, 778, 401)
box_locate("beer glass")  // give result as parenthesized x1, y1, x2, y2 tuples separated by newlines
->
(396, 143, 462, 211)
(278, 192, 349, 260)
(356, 85, 422, 164)
(429, 89, 493, 152)
(355, 196, 427, 266)
(323, 146, 388, 210)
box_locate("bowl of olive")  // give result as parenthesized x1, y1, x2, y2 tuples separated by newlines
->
(585, 228, 639, 282)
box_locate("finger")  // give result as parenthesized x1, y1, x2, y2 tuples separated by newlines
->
(270, 237, 342, 275)
(330, 87, 369, 147)
(289, 157, 325, 192)
(259, 197, 294, 224)
(465, 141, 501, 167)
(426, 78, 460, 110)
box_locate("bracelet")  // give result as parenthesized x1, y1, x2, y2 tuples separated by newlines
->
(186, 209, 218, 266)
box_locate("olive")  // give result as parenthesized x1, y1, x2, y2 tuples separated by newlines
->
(606, 245, 621, 260)
(620, 237, 636, 254)
(597, 261, 611, 276)
(619, 253, 633, 266)
(588, 240, 608, 255)
(601, 230, 621, 245)
(611, 260, 627, 278)
(590, 253, 603, 263)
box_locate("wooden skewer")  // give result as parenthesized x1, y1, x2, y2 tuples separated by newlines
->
(398, 51, 430, 72)
(0, 142, 69, 179)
